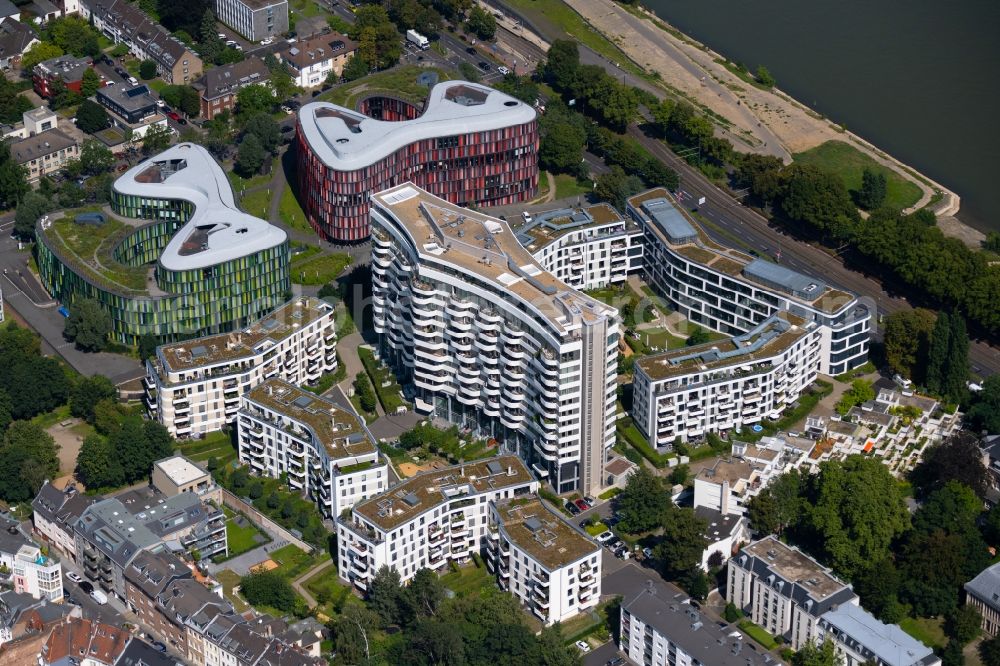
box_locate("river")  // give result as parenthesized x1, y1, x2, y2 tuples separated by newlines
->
(643, 0, 1000, 233)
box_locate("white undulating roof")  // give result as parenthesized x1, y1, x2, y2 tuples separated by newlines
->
(114, 143, 287, 272)
(298, 80, 536, 171)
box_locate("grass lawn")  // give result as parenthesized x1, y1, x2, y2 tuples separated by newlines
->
(215, 569, 251, 613)
(269, 543, 327, 580)
(229, 172, 272, 193)
(278, 184, 312, 233)
(240, 188, 272, 218)
(638, 327, 688, 351)
(290, 252, 353, 286)
(793, 140, 923, 210)
(440, 562, 494, 598)
(560, 598, 616, 644)
(553, 173, 593, 200)
(358, 347, 407, 413)
(501, 0, 646, 79)
(350, 393, 378, 424)
(899, 616, 946, 649)
(31, 404, 73, 429)
(177, 431, 238, 465)
(584, 521, 608, 537)
(598, 487, 622, 500)
(224, 508, 269, 557)
(146, 79, 167, 93)
(320, 65, 452, 109)
(738, 620, 778, 650)
(305, 566, 351, 615)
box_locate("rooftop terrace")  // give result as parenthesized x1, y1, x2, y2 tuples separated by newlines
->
(372, 184, 617, 333)
(352, 455, 533, 531)
(245, 378, 374, 461)
(513, 203, 637, 250)
(494, 496, 598, 570)
(628, 188, 854, 314)
(156, 297, 332, 373)
(637, 312, 812, 381)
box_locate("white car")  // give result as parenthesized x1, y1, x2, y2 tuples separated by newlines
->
(66, 571, 82, 583)
(596, 531, 615, 544)
(155, 99, 165, 108)
(497, 65, 510, 75)
(217, 32, 226, 39)
(522, 211, 532, 223)
(261, 37, 273, 45)
(127, 76, 138, 86)
(575, 640, 591, 653)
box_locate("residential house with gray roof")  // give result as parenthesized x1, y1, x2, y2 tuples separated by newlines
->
(965, 561, 1000, 638)
(33, 482, 98, 560)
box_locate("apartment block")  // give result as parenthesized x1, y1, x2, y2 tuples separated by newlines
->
(727, 536, 859, 650)
(73, 488, 227, 600)
(0, 517, 63, 602)
(9, 128, 78, 183)
(965, 562, 1000, 638)
(486, 496, 600, 624)
(370, 184, 619, 494)
(145, 297, 337, 438)
(627, 189, 871, 377)
(621, 587, 773, 666)
(816, 603, 941, 666)
(214, 0, 288, 42)
(515, 203, 644, 291)
(337, 456, 537, 591)
(32, 54, 92, 98)
(633, 312, 822, 447)
(82, 0, 202, 83)
(297, 82, 538, 241)
(238, 379, 387, 519)
(32, 482, 97, 560)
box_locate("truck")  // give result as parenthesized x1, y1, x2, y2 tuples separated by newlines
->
(90, 589, 108, 605)
(406, 29, 429, 50)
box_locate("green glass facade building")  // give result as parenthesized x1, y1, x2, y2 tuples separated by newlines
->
(35, 143, 291, 345)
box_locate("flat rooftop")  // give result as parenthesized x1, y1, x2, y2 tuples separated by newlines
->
(114, 143, 287, 272)
(637, 312, 812, 381)
(513, 203, 637, 250)
(153, 456, 208, 486)
(628, 188, 855, 315)
(494, 496, 598, 570)
(352, 456, 533, 532)
(299, 80, 536, 171)
(156, 297, 332, 373)
(695, 459, 756, 487)
(743, 536, 847, 600)
(371, 184, 617, 334)
(245, 378, 375, 461)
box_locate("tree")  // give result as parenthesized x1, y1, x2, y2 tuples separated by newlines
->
(142, 124, 172, 154)
(21, 42, 63, 73)
(898, 528, 966, 617)
(239, 570, 297, 611)
(76, 433, 125, 489)
(368, 565, 403, 627)
(138, 334, 158, 362)
(354, 373, 377, 414)
(13, 192, 52, 241)
(405, 568, 444, 619)
(349, 6, 402, 69)
(835, 378, 875, 416)
(737, 153, 784, 204)
(926, 311, 951, 395)
(946, 605, 982, 646)
(804, 455, 909, 579)
(755, 65, 775, 88)
(466, 6, 496, 40)
(401, 619, 466, 666)
(331, 603, 379, 665)
(64, 299, 112, 352)
(494, 73, 539, 105)
(538, 103, 587, 174)
(236, 83, 276, 118)
(685, 326, 710, 346)
(853, 557, 904, 623)
(968, 375, 1000, 434)
(723, 602, 742, 623)
(48, 16, 101, 57)
(235, 134, 265, 176)
(0, 421, 60, 502)
(778, 163, 859, 241)
(139, 59, 157, 80)
(981, 635, 1000, 666)
(792, 640, 841, 666)
(70, 375, 116, 423)
(544, 39, 580, 90)
(747, 468, 804, 536)
(243, 113, 280, 154)
(80, 67, 101, 97)
(0, 76, 32, 125)
(457, 60, 480, 82)
(856, 167, 887, 210)
(668, 464, 689, 486)
(656, 505, 708, 578)
(342, 54, 369, 81)
(75, 99, 111, 134)
(883, 308, 937, 380)
(911, 431, 989, 500)
(0, 146, 27, 213)
(79, 139, 115, 176)
(0, 389, 11, 434)
(944, 313, 969, 404)
(616, 466, 670, 534)
(595, 166, 643, 211)
(910, 481, 989, 582)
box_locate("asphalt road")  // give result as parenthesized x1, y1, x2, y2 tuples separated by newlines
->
(627, 125, 1000, 377)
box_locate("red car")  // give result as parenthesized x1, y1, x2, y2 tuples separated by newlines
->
(574, 498, 589, 512)
(166, 111, 186, 124)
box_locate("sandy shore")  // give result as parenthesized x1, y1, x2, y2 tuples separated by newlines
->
(553, 0, 967, 225)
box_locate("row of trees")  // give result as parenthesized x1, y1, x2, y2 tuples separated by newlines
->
(76, 401, 175, 490)
(882, 307, 971, 405)
(748, 434, 994, 664)
(334, 564, 581, 665)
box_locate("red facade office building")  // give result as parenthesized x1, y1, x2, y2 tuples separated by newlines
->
(296, 81, 539, 242)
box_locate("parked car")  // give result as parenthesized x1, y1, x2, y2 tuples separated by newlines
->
(90, 589, 107, 605)
(466, 46, 476, 54)
(225, 39, 237, 46)
(261, 37, 273, 45)
(607, 658, 626, 666)
(573, 498, 589, 511)
(565, 501, 581, 516)
(218, 32, 226, 39)
(151, 641, 167, 653)
(498, 65, 510, 75)
(280, 105, 292, 114)
(575, 641, 591, 653)
(66, 571, 82, 583)
(584, 496, 596, 507)
(478, 61, 491, 72)
(642, 547, 654, 559)
(155, 99, 165, 108)
(596, 531, 615, 544)
(79, 581, 94, 594)
(607, 538, 623, 551)
(115, 67, 127, 78)
(286, 100, 301, 110)
(616, 547, 630, 560)
(127, 76, 139, 86)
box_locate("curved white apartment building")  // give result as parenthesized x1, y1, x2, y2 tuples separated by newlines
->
(514, 203, 644, 291)
(145, 297, 337, 438)
(369, 184, 620, 494)
(627, 189, 870, 376)
(238, 379, 386, 519)
(633, 313, 822, 446)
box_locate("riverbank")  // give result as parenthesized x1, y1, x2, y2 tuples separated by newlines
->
(527, 0, 974, 240)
